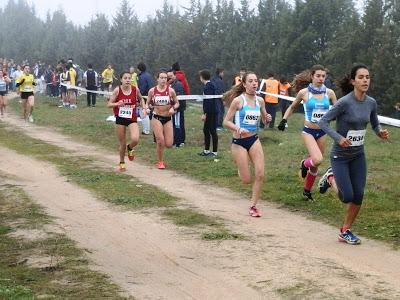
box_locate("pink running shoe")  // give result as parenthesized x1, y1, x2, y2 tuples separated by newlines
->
(249, 206, 261, 217)
(156, 161, 166, 169)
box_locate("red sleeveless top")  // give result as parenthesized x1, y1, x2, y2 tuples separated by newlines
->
(150, 86, 173, 106)
(113, 86, 138, 121)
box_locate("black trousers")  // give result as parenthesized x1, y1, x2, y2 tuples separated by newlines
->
(173, 111, 186, 146)
(203, 113, 218, 152)
(86, 86, 97, 106)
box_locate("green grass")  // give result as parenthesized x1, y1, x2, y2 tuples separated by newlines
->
(8, 95, 400, 245)
(162, 208, 244, 240)
(0, 182, 129, 299)
(162, 208, 221, 227)
(201, 231, 245, 241)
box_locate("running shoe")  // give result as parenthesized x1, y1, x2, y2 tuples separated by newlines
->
(249, 206, 262, 217)
(208, 152, 218, 158)
(28, 115, 34, 123)
(156, 161, 166, 169)
(338, 229, 361, 245)
(198, 151, 211, 156)
(302, 190, 314, 201)
(318, 167, 333, 194)
(300, 159, 308, 179)
(118, 162, 126, 172)
(127, 145, 135, 161)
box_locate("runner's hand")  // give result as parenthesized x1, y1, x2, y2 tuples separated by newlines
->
(277, 119, 287, 131)
(339, 137, 352, 147)
(378, 129, 389, 140)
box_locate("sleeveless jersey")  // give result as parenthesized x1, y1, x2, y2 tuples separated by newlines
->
(151, 86, 173, 106)
(235, 95, 261, 133)
(303, 92, 330, 123)
(0, 78, 7, 92)
(113, 86, 138, 121)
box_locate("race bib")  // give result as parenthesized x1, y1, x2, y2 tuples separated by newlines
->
(243, 110, 260, 125)
(311, 109, 326, 122)
(23, 85, 34, 92)
(118, 106, 133, 118)
(346, 130, 366, 146)
(154, 95, 170, 106)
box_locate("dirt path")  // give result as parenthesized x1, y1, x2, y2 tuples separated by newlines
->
(1, 114, 400, 299)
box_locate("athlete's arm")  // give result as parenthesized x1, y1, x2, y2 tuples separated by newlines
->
(170, 89, 179, 112)
(259, 97, 271, 125)
(327, 89, 337, 105)
(107, 87, 121, 108)
(144, 88, 154, 111)
(223, 97, 247, 134)
(282, 88, 305, 121)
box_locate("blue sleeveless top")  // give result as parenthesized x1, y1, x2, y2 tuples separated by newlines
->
(0, 78, 6, 92)
(303, 92, 330, 123)
(235, 95, 261, 132)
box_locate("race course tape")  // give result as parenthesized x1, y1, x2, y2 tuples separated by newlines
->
(60, 83, 223, 101)
(257, 80, 400, 128)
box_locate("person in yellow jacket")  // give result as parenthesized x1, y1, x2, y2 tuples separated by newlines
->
(101, 64, 116, 92)
(15, 65, 36, 122)
(129, 66, 138, 87)
(261, 72, 280, 129)
(66, 62, 77, 108)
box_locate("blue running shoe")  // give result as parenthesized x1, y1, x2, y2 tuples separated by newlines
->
(338, 229, 361, 245)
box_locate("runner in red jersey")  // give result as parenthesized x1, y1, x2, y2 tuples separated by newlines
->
(143, 70, 179, 169)
(108, 71, 145, 172)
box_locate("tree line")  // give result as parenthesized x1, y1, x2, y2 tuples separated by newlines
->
(0, 0, 399, 114)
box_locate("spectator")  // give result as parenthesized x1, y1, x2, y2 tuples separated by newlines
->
(392, 102, 400, 119)
(261, 71, 280, 128)
(171, 62, 190, 95)
(83, 63, 99, 107)
(233, 67, 247, 86)
(198, 69, 218, 157)
(211, 68, 226, 130)
(279, 76, 292, 121)
(167, 69, 186, 147)
(137, 62, 153, 135)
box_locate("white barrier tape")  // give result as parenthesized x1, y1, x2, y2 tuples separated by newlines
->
(257, 80, 400, 127)
(61, 82, 224, 101)
(60, 83, 112, 96)
(176, 94, 222, 101)
(377, 115, 400, 127)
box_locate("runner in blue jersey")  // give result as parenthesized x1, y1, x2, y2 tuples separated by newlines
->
(278, 65, 337, 201)
(223, 72, 272, 217)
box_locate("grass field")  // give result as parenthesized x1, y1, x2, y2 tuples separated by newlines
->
(8, 94, 400, 246)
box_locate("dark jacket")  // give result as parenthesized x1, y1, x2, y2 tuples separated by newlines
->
(211, 75, 225, 95)
(170, 79, 186, 111)
(138, 71, 153, 96)
(203, 81, 217, 114)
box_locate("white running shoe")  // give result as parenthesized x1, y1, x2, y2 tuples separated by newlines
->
(28, 115, 34, 123)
